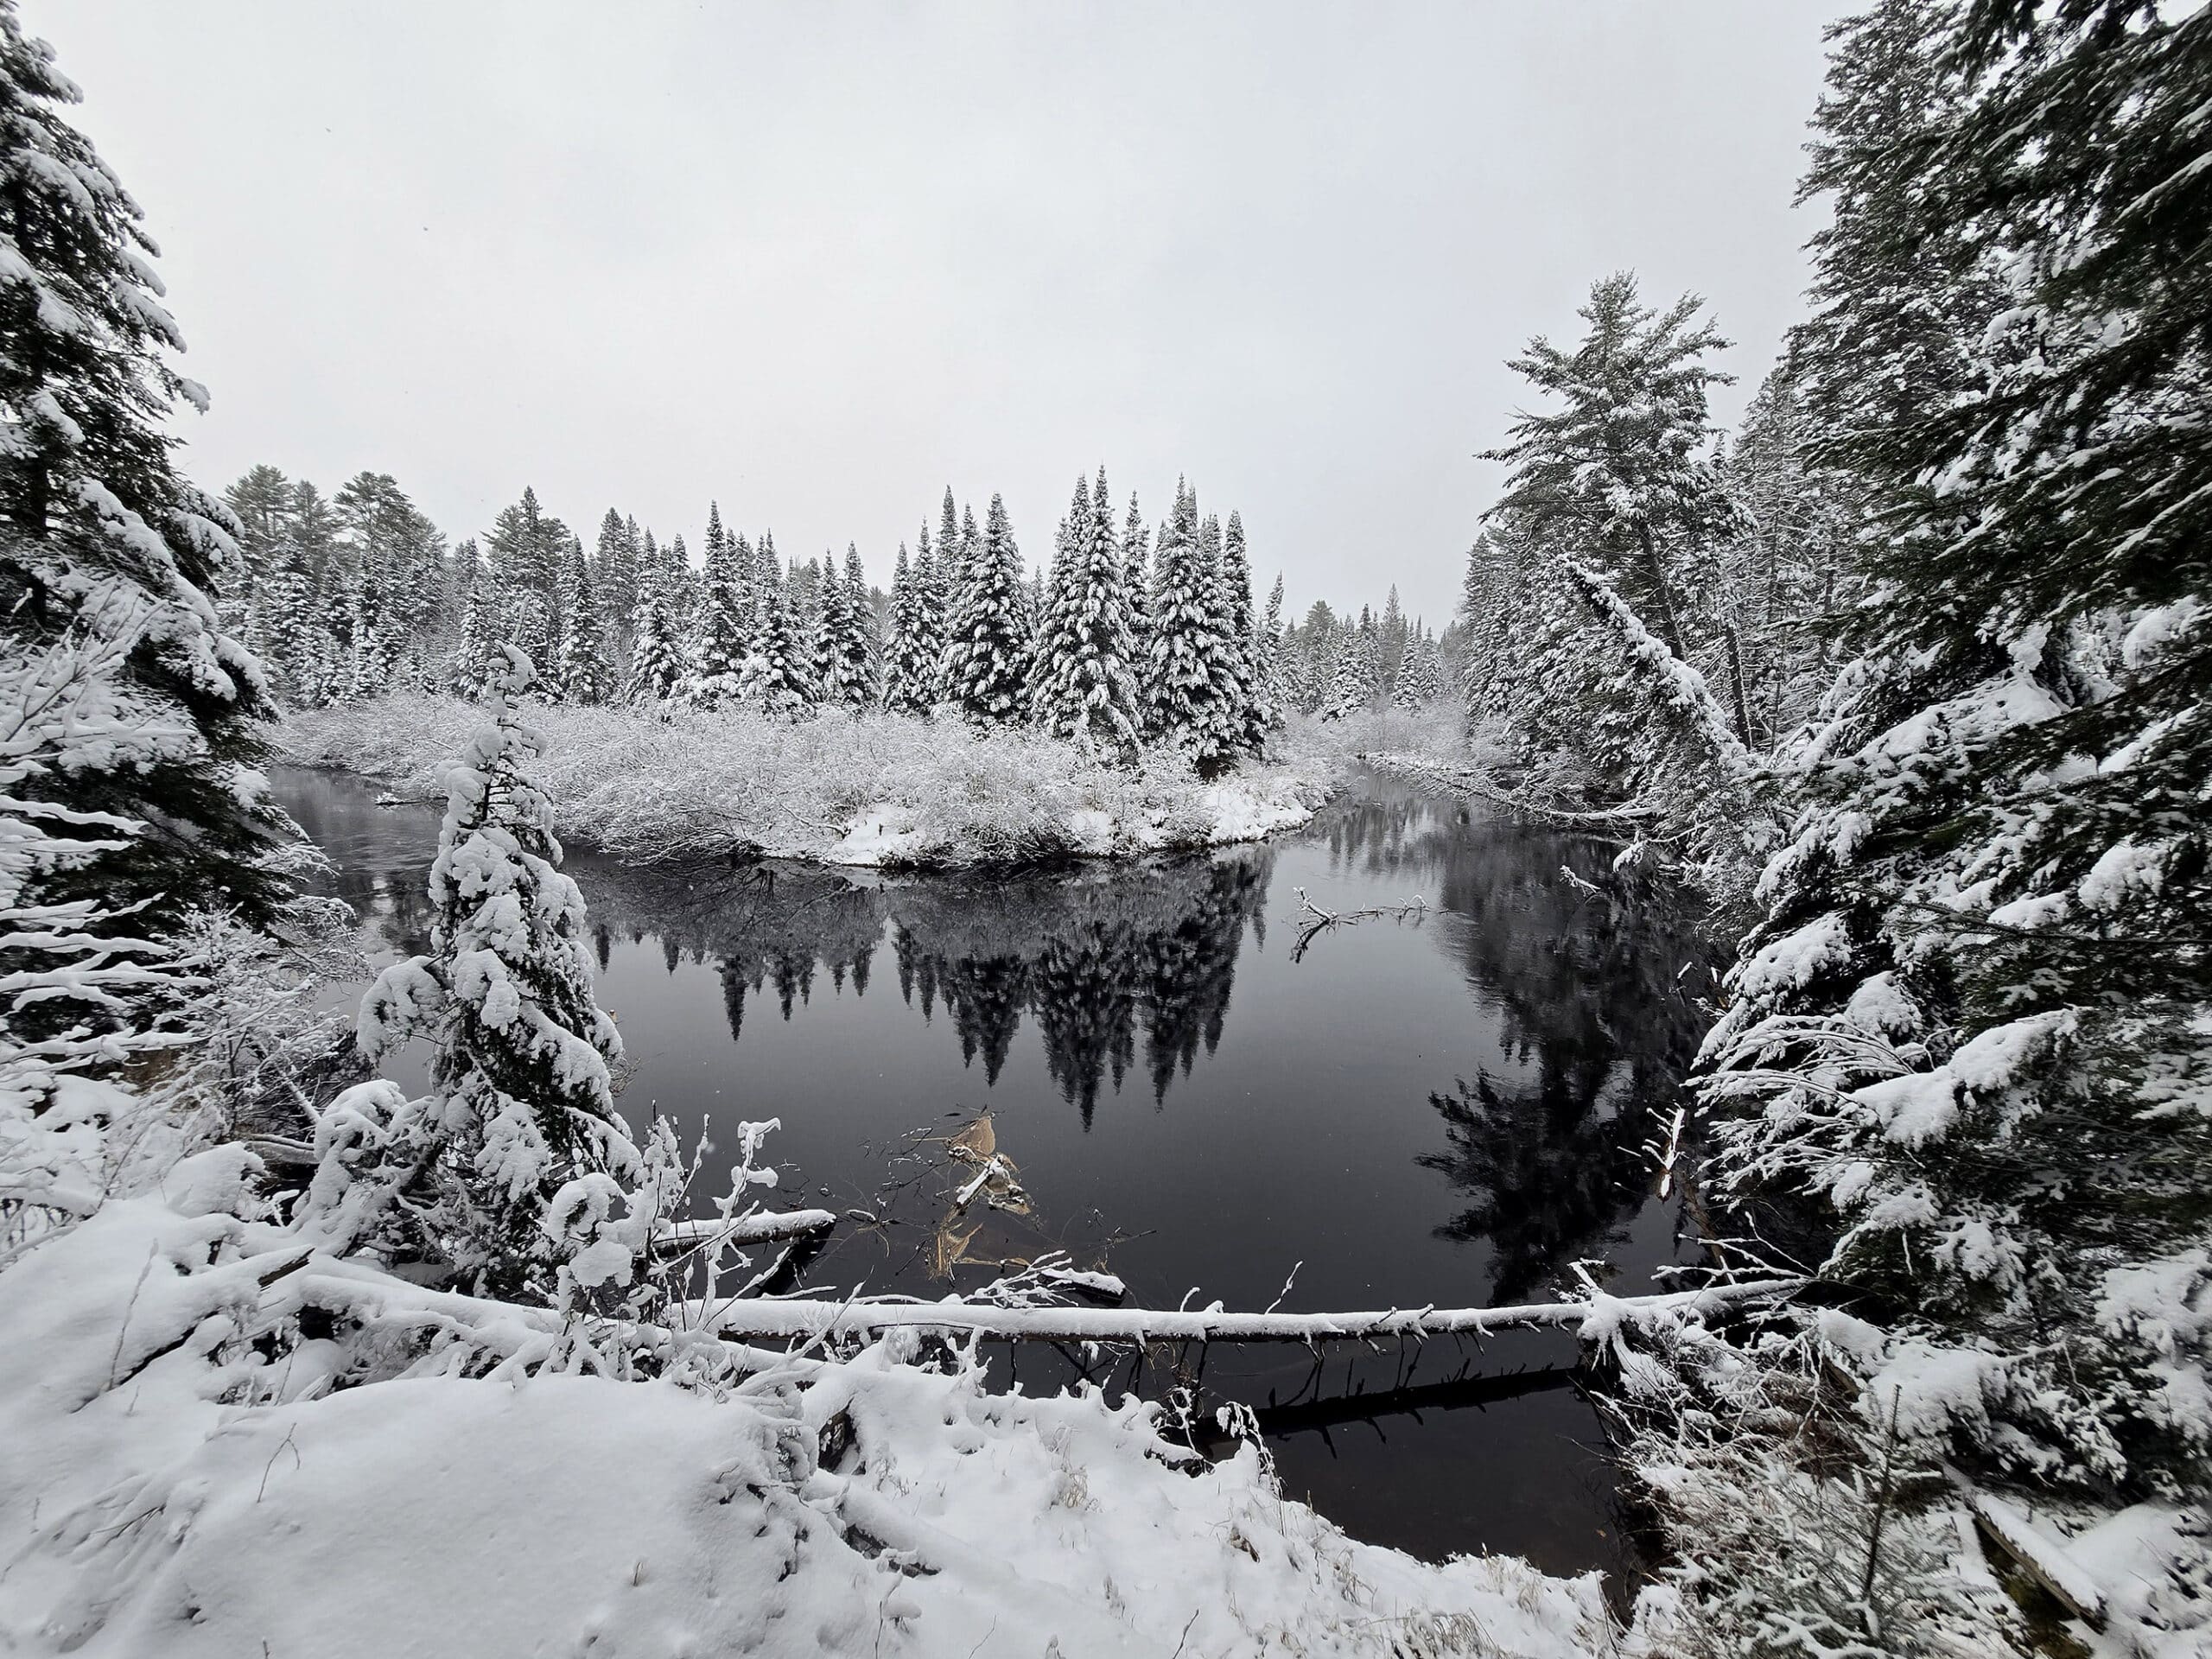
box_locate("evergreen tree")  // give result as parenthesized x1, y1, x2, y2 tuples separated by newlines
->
(1379, 583, 1408, 694)
(944, 493, 1028, 723)
(1032, 467, 1141, 753)
(1393, 626, 1445, 707)
(810, 543, 874, 709)
(1318, 621, 1378, 721)
(750, 529, 781, 630)
(1142, 481, 1237, 765)
(912, 519, 950, 705)
(593, 508, 640, 652)
(454, 550, 495, 697)
(1121, 493, 1151, 679)
(1483, 273, 1744, 664)
(933, 489, 963, 699)
(683, 502, 753, 709)
(882, 541, 935, 715)
(842, 543, 875, 696)
(0, 3, 289, 928)
(556, 536, 613, 704)
(625, 564, 685, 706)
(351, 646, 656, 1304)
(1255, 572, 1287, 730)
(1681, 1, 2212, 1629)
(737, 582, 815, 717)
(1214, 510, 1265, 755)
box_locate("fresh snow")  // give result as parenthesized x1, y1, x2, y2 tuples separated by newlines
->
(278, 693, 1338, 868)
(0, 1172, 1618, 1659)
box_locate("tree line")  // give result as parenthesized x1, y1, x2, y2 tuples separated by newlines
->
(222, 463, 1459, 772)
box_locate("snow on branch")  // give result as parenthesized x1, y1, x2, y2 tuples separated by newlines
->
(1560, 557, 1759, 785)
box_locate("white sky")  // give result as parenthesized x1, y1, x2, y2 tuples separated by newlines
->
(42, 1, 1845, 624)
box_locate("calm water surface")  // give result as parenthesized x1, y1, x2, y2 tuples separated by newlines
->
(279, 764, 1719, 1583)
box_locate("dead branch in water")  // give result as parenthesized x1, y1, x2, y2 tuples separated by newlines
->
(1287, 885, 1429, 962)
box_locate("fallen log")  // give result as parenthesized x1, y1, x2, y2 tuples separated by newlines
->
(683, 1276, 1799, 1346)
(1970, 1492, 2107, 1630)
(652, 1209, 838, 1255)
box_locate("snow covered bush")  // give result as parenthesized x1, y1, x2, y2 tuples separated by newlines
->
(280, 690, 1334, 867)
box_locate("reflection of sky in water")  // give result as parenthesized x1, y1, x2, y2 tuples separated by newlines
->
(282, 765, 1719, 1584)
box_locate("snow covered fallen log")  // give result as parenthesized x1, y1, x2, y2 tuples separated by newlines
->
(1970, 1492, 2107, 1630)
(687, 1276, 1800, 1345)
(651, 1207, 837, 1253)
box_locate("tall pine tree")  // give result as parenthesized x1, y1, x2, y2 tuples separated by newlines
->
(1032, 467, 1141, 754)
(0, 3, 289, 928)
(944, 493, 1028, 723)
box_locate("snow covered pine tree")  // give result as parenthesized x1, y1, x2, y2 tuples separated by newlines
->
(1644, 3, 2212, 1649)
(0, 0, 289, 931)
(331, 647, 673, 1308)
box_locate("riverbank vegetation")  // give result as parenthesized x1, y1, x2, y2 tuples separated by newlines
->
(279, 690, 1338, 867)
(1445, 3, 2212, 1651)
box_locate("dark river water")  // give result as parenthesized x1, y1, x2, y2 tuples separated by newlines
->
(276, 764, 1719, 1585)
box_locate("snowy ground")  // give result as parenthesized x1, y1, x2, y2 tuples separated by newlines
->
(0, 1128, 1618, 1659)
(279, 694, 1338, 868)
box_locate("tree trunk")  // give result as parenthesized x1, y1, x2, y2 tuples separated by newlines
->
(682, 1277, 1800, 1346)
(1633, 519, 1688, 659)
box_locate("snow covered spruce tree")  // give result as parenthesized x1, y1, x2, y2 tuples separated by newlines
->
(1142, 482, 1242, 768)
(625, 563, 685, 706)
(683, 505, 753, 709)
(737, 578, 815, 717)
(334, 646, 671, 1306)
(944, 493, 1028, 723)
(555, 534, 613, 704)
(1653, 3, 2212, 1648)
(1215, 510, 1267, 753)
(1255, 571, 1287, 728)
(880, 538, 934, 715)
(1031, 467, 1141, 754)
(0, 3, 291, 933)
(810, 543, 874, 709)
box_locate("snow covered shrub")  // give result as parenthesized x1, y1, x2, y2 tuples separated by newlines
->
(281, 691, 1333, 866)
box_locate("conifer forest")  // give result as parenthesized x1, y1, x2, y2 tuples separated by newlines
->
(1, 3, 2208, 1656)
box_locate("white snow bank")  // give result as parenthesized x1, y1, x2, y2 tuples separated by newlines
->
(280, 694, 1338, 869)
(0, 1176, 1614, 1659)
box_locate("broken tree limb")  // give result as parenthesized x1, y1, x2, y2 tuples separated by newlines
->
(1359, 754, 1662, 830)
(682, 1276, 1801, 1346)
(652, 1209, 837, 1255)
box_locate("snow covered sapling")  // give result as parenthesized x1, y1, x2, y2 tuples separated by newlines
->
(327, 647, 670, 1306)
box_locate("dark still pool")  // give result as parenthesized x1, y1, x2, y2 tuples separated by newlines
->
(278, 764, 1720, 1584)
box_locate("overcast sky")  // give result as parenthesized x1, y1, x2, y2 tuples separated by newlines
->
(44, 1, 1845, 623)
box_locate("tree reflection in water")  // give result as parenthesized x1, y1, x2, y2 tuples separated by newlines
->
(1317, 786, 1720, 1303)
(308, 766, 1715, 1309)
(565, 849, 1273, 1125)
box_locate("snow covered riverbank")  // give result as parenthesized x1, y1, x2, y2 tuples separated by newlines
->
(0, 1130, 1620, 1659)
(279, 694, 1338, 868)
